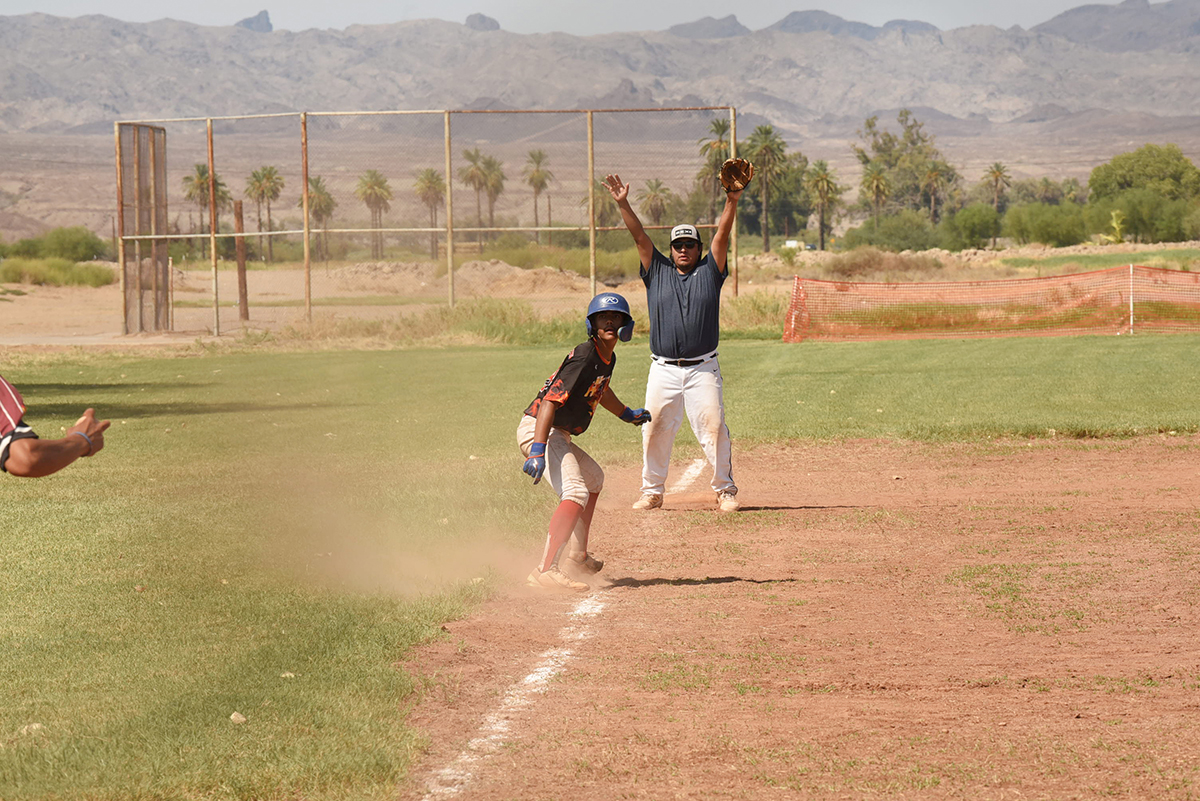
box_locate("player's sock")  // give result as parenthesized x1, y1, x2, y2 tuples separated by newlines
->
(540, 499, 585, 572)
(569, 492, 600, 554)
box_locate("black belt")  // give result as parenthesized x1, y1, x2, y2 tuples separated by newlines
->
(656, 354, 715, 367)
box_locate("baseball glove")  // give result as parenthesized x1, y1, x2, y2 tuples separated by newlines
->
(720, 158, 754, 193)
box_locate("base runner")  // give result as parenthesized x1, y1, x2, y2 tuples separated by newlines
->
(518, 293, 650, 591)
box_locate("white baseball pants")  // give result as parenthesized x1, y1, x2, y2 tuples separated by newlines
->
(640, 355, 735, 497)
(517, 414, 604, 507)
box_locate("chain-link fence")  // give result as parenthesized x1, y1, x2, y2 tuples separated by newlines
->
(115, 107, 740, 335)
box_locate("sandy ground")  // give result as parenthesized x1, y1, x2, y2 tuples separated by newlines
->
(400, 436, 1200, 799)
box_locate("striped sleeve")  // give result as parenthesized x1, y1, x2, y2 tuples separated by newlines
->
(0, 374, 37, 474)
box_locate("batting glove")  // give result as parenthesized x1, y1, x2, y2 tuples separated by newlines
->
(620, 407, 652, 426)
(523, 441, 547, 484)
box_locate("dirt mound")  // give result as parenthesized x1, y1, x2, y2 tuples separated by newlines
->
(332, 261, 439, 294)
(456, 260, 590, 297)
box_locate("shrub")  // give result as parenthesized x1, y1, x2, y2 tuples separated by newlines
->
(776, 246, 798, 267)
(1003, 203, 1087, 247)
(0, 257, 116, 287)
(39, 226, 111, 261)
(841, 210, 939, 252)
(948, 203, 1000, 250)
(826, 247, 942, 279)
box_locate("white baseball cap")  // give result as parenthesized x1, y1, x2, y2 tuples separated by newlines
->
(670, 224, 700, 244)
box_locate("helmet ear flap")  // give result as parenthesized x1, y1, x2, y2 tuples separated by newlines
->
(585, 317, 597, 338)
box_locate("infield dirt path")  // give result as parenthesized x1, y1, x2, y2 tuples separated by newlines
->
(401, 437, 1200, 799)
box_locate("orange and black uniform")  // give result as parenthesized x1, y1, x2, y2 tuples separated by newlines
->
(523, 339, 615, 436)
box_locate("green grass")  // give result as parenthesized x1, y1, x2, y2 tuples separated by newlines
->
(0, 257, 116, 287)
(2, 333, 1199, 797)
(1001, 248, 1200, 272)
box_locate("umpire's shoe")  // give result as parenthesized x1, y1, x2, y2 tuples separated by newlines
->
(632, 493, 663, 510)
(527, 567, 589, 592)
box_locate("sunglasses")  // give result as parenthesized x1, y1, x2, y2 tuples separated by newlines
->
(671, 240, 699, 251)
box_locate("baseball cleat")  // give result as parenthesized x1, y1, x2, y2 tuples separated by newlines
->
(632, 493, 663, 510)
(716, 490, 741, 512)
(527, 567, 589, 592)
(565, 551, 604, 574)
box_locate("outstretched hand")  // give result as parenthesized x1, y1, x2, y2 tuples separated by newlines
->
(68, 408, 110, 456)
(603, 174, 629, 204)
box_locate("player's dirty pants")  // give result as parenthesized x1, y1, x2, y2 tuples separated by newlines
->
(517, 415, 604, 508)
(517, 415, 604, 558)
(640, 355, 735, 497)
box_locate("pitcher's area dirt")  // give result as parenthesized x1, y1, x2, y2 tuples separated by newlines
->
(401, 437, 1200, 799)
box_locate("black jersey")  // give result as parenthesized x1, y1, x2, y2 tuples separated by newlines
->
(523, 339, 615, 435)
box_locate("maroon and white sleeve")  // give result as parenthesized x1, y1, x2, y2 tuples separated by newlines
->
(0, 374, 37, 473)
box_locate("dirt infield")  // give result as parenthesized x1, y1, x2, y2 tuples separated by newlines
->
(401, 436, 1200, 799)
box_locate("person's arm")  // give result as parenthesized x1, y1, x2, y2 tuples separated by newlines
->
(603, 174, 654, 270)
(522, 399, 559, 485)
(601, 386, 651, 426)
(5, 408, 109, 478)
(709, 187, 743, 275)
(531, 398, 558, 447)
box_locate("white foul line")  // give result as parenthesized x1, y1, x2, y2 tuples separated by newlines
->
(419, 593, 607, 799)
(668, 457, 708, 495)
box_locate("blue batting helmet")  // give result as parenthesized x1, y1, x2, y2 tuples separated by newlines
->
(585, 292, 635, 342)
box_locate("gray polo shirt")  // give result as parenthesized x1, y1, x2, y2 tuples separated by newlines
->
(640, 246, 726, 359)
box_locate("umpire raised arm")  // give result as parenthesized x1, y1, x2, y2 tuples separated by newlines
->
(603, 159, 751, 513)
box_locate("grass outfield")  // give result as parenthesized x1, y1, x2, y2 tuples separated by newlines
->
(1, 334, 1197, 799)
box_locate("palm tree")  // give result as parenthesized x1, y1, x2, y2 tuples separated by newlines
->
(482, 155, 506, 242)
(636, 179, 674, 226)
(923, 164, 947, 223)
(986, 162, 1011, 212)
(299, 176, 336, 261)
(182, 164, 230, 258)
(522, 150, 553, 244)
(861, 162, 890, 233)
(697, 118, 731, 223)
(355, 169, 393, 259)
(743, 124, 788, 252)
(985, 162, 1011, 247)
(458, 148, 487, 246)
(805, 160, 841, 251)
(258, 166, 285, 262)
(245, 169, 267, 258)
(413, 168, 446, 259)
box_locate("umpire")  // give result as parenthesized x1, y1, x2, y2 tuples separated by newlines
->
(603, 169, 745, 512)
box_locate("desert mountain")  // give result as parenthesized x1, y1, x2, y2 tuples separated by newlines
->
(1033, 0, 1200, 51)
(1, 5, 1200, 136)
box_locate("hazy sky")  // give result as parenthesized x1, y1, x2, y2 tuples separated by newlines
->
(0, 0, 1122, 35)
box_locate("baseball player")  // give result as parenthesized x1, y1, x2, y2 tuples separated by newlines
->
(1, 373, 110, 477)
(519, 293, 650, 592)
(603, 165, 747, 513)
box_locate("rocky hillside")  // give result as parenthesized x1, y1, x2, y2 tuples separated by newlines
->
(1, 3, 1200, 135)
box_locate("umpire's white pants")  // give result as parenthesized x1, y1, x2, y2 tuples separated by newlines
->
(641, 355, 735, 497)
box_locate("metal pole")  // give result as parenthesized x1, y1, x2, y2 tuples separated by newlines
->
(301, 112, 312, 322)
(730, 106, 738, 298)
(207, 118, 220, 336)
(149, 128, 161, 331)
(133, 126, 144, 333)
(587, 110, 596, 298)
(444, 110, 455, 309)
(1129, 263, 1135, 334)
(113, 122, 128, 335)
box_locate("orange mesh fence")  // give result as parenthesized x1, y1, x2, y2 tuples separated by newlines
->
(783, 266, 1200, 342)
